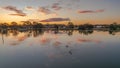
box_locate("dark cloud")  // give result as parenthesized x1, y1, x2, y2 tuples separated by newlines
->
(51, 3, 62, 10)
(40, 18, 70, 22)
(37, 3, 62, 15)
(2, 6, 26, 16)
(27, 18, 70, 22)
(36, 0, 80, 15)
(78, 9, 105, 13)
(38, 6, 53, 15)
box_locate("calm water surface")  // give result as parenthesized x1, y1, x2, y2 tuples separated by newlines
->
(0, 30, 120, 68)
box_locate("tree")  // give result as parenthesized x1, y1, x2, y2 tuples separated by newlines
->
(23, 21, 32, 29)
(33, 22, 43, 29)
(109, 22, 118, 30)
(78, 23, 94, 30)
(11, 22, 18, 29)
(1, 23, 9, 29)
(23, 21, 31, 26)
(53, 24, 58, 29)
(67, 21, 74, 29)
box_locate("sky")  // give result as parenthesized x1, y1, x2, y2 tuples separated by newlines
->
(0, 0, 120, 25)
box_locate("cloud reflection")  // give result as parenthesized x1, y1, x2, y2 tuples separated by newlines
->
(53, 41, 62, 46)
(9, 41, 19, 46)
(77, 38, 102, 44)
(17, 35, 27, 42)
(39, 37, 51, 45)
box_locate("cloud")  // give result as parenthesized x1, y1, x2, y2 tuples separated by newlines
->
(51, 3, 62, 10)
(26, 17, 70, 22)
(37, 6, 53, 15)
(40, 17, 70, 22)
(25, 6, 34, 10)
(37, 3, 62, 15)
(2, 6, 26, 16)
(57, 0, 80, 5)
(9, 13, 26, 16)
(77, 9, 105, 14)
(57, 0, 80, 10)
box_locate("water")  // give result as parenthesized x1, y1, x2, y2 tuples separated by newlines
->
(0, 29, 120, 68)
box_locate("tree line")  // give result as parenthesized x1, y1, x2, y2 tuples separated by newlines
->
(0, 21, 120, 30)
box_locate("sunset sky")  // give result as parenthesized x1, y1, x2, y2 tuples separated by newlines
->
(0, 0, 120, 25)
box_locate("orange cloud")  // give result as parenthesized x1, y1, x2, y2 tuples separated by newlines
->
(9, 13, 26, 16)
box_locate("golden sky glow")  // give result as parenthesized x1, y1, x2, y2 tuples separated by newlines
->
(0, 0, 120, 24)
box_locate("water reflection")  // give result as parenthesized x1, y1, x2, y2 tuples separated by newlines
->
(0, 29, 120, 68)
(78, 30, 93, 35)
(0, 29, 120, 37)
(109, 30, 120, 35)
(0, 29, 120, 45)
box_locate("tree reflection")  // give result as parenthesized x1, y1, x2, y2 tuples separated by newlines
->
(12, 30, 19, 36)
(52, 29, 59, 34)
(109, 30, 120, 35)
(0, 29, 119, 38)
(78, 30, 93, 35)
(0, 29, 8, 36)
(67, 29, 73, 36)
(33, 29, 44, 37)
